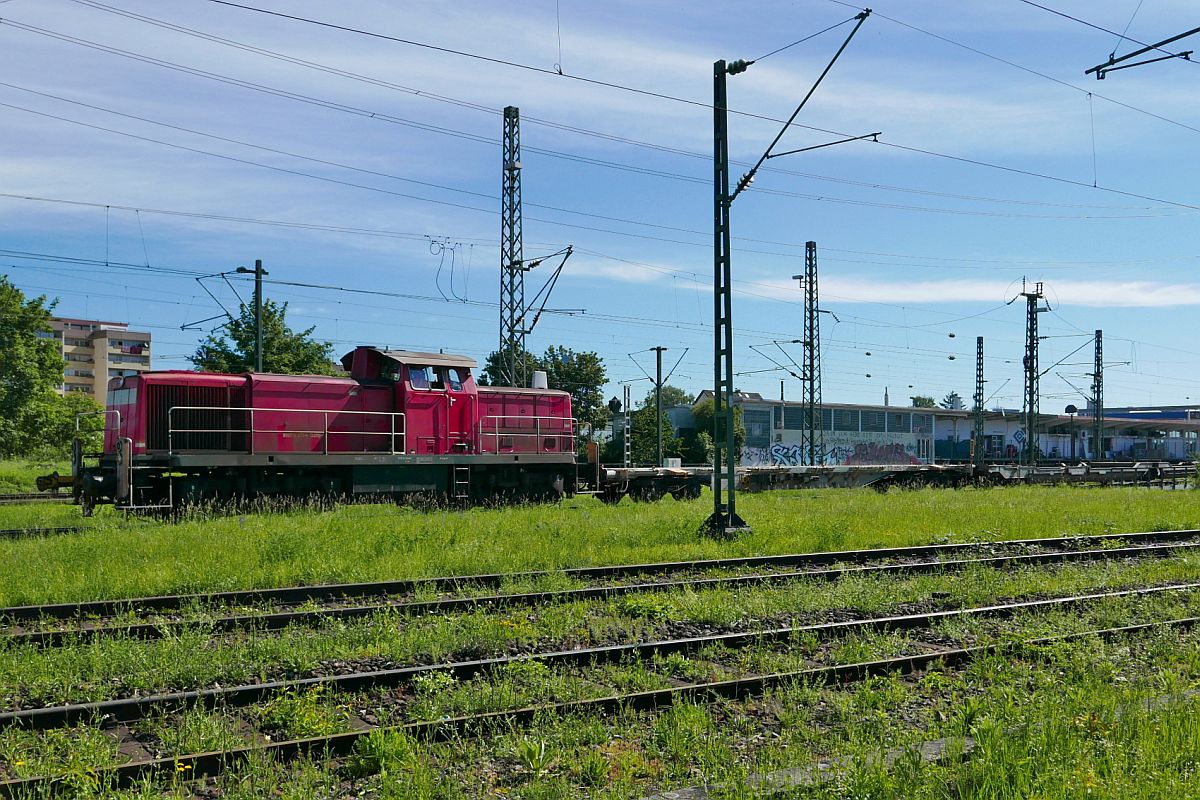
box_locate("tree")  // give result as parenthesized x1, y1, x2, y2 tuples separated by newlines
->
(910, 395, 937, 409)
(479, 345, 540, 387)
(0, 278, 68, 457)
(941, 391, 965, 410)
(602, 395, 684, 466)
(541, 346, 607, 439)
(190, 299, 336, 375)
(640, 385, 694, 410)
(686, 397, 745, 465)
(31, 391, 105, 454)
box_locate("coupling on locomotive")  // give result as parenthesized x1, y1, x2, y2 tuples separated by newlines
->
(71, 346, 576, 512)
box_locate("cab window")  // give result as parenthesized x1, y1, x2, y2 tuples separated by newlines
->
(379, 360, 402, 382)
(409, 366, 444, 391)
(446, 368, 464, 392)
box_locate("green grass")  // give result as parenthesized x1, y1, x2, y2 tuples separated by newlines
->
(1, 485, 1199, 606)
(0, 458, 69, 494)
(2, 485, 1199, 797)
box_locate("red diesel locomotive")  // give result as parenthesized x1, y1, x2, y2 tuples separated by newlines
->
(76, 346, 575, 511)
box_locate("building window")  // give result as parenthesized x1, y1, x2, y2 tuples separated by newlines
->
(783, 407, 809, 430)
(860, 411, 886, 432)
(743, 409, 772, 448)
(833, 409, 859, 432)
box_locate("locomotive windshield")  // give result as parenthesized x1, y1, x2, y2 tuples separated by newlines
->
(409, 366, 444, 390)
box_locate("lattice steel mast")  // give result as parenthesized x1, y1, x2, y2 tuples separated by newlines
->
(1091, 329, 1104, 459)
(1020, 281, 1049, 466)
(499, 106, 526, 386)
(794, 241, 824, 465)
(973, 335, 985, 465)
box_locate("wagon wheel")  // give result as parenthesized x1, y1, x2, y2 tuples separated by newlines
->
(597, 487, 625, 505)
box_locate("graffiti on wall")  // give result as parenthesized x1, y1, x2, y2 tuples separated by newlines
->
(742, 434, 923, 467)
(841, 442, 919, 465)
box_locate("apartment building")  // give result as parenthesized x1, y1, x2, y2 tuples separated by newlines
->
(44, 317, 152, 396)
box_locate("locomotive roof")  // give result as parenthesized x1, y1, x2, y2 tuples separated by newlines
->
(371, 349, 477, 368)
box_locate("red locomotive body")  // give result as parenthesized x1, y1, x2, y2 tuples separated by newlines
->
(79, 347, 575, 510)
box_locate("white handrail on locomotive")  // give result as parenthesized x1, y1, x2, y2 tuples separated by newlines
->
(476, 414, 576, 455)
(167, 406, 407, 455)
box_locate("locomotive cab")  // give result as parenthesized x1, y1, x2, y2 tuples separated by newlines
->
(342, 347, 479, 455)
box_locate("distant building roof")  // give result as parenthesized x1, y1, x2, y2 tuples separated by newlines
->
(694, 390, 969, 417)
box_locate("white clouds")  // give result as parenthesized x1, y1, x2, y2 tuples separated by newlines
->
(752, 276, 1200, 308)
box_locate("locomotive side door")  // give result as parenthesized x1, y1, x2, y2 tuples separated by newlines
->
(443, 367, 476, 453)
(403, 365, 448, 454)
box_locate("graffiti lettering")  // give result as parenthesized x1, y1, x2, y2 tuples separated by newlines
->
(742, 436, 925, 467)
(842, 442, 919, 466)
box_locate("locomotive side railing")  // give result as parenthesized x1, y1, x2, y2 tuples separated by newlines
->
(167, 406, 406, 455)
(477, 415, 576, 455)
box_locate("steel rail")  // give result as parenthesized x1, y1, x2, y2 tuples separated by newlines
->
(3, 581, 1196, 732)
(7, 539, 1197, 648)
(4, 527, 1197, 623)
(0, 493, 72, 505)
(1, 614, 1194, 797)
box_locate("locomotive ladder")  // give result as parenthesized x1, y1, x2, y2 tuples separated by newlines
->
(452, 465, 471, 500)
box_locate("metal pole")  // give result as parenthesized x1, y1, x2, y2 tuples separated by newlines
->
(652, 346, 666, 467)
(1070, 412, 1077, 461)
(622, 384, 632, 468)
(253, 259, 264, 373)
(1091, 330, 1104, 460)
(1020, 281, 1048, 466)
(973, 336, 985, 466)
(795, 242, 823, 466)
(706, 60, 749, 538)
(500, 106, 526, 387)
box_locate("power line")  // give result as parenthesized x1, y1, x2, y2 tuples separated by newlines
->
(6, 190, 1191, 279)
(68, 2, 1196, 214)
(12, 11, 1197, 215)
(1017, 0, 1197, 67)
(189, 0, 1200, 207)
(823, 0, 1200, 135)
(65, 1, 1141, 213)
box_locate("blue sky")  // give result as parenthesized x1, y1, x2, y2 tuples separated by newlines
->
(2, 0, 1198, 410)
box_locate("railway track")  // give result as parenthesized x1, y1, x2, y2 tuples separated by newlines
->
(0, 582, 1194, 795)
(0, 526, 86, 540)
(2, 580, 1196, 730)
(0, 492, 71, 505)
(4, 534, 1198, 648)
(6, 527, 1196, 624)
